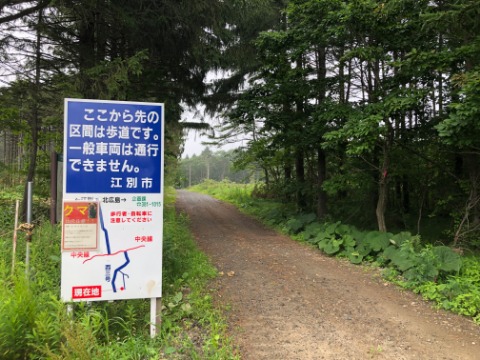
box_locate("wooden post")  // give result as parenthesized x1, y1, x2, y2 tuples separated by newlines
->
(11, 200, 20, 274)
(150, 297, 162, 338)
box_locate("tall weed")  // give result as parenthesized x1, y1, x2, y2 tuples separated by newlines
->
(0, 264, 38, 360)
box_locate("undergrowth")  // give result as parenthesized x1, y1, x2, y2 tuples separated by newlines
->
(190, 180, 480, 325)
(0, 186, 238, 359)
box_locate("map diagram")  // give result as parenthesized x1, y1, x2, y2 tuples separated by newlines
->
(82, 208, 145, 293)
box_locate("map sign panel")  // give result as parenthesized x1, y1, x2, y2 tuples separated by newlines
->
(61, 99, 164, 302)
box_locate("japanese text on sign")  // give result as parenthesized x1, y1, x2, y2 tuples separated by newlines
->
(72, 285, 102, 300)
(65, 100, 162, 194)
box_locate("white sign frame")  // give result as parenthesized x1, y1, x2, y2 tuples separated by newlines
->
(61, 99, 164, 303)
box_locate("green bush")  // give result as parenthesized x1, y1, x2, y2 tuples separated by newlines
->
(415, 257, 480, 323)
(284, 213, 316, 234)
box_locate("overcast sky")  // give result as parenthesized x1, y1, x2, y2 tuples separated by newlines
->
(182, 126, 244, 158)
(181, 116, 248, 158)
(182, 128, 209, 157)
(181, 70, 245, 158)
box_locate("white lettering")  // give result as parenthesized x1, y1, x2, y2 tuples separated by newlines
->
(97, 109, 108, 122)
(69, 124, 82, 137)
(84, 109, 94, 121)
(147, 111, 159, 124)
(134, 144, 147, 156)
(69, 159, 81, 171)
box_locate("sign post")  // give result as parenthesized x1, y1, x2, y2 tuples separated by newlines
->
(61, 99, 164, 334)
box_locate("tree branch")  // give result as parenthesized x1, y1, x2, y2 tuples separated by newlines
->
(0, 0, 50, 25)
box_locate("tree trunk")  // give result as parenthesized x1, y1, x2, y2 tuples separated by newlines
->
(402, 175, 410, 214)
(464, 153, 480, 226)
(78, 6, 97, 98)
(376, 179, 388, 232)
(295, 149, 307, 211)
(316, 147, 327, 219)
(315, 45, 327, 219)
(95, 0, 107, 63)
(22, 9, 43, 220)
(376, 140, 390, 232)
(263, 166, 270, 186)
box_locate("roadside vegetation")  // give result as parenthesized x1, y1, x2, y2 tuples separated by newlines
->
(0, 186, 238, 360)
(190, 180, 480, 325)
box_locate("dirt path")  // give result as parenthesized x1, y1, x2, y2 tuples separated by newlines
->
(176, 190, 480, 360)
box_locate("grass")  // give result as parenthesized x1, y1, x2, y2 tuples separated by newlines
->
(189, 179, 255, 204)
(0, 186, 239, 359)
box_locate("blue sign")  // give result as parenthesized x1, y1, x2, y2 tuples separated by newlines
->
(64, 99, 164, 194)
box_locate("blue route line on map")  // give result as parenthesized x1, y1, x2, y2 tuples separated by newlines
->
(98, 206, 132, 293)
(112, 252, 130, 293)
(99, 207, 111, 255)
(120, 272, 129, 290)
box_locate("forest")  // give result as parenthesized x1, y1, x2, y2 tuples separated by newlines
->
(178, 148, 259, 187)
(194, 0, 480, 249)
(0, 0, 480, 357)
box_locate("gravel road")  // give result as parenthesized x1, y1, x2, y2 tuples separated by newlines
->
(176, 190, 480, 360)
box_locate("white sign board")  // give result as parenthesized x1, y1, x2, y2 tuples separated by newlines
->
(61, 99, 164, 302)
